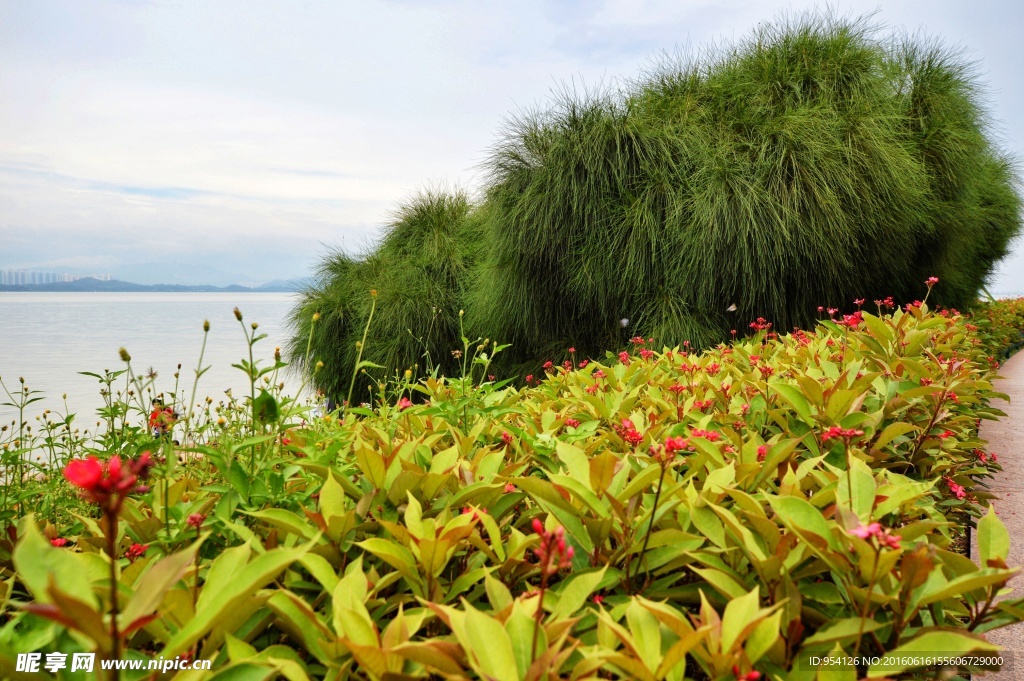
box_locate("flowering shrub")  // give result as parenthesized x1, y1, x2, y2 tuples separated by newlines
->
(0, 298, 1022, 678)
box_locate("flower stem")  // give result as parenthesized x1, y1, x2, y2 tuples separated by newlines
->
(105, 511, 121, 679)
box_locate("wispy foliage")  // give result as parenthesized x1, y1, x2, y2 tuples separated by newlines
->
(295, 12, 1020, 395)
(289, 189, 478, 400)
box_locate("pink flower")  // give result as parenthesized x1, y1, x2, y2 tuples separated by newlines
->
(618, 351, 630, 365)
(397, 397, 413, 410)
(594, 369, 606, 379)
(186, 513, 206, 530)
(639, 349, 654, 360)
(926, 276, 939, 286)
(691, 428, 720, 442)
(564, 417, 580, 429)
(501, 431, 513, 446)
(504, 483, 517, 493)
(50, 538, 70, 547)
(848, 522, 901, 549)
(531, 521, 574, 576)
(945, 477, 967, 500)
(757, 445, 768, 462)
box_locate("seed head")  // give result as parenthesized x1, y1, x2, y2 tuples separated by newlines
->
(118, 347, 131, 362)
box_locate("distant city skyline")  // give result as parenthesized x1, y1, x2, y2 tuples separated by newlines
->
(1, 1, 1022, 292)
(0, 269, 112, 286)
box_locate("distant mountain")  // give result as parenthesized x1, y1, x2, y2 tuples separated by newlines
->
(255, 277, 313, 292)
(0, 277, 298, 293)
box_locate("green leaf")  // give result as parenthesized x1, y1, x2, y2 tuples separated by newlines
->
(873, 422, 917, 450)
(228, 460, 251, 501)
(253, 389, 280, 423)
(319, 470, 347, 522)
(768, 495, 839, 552)
(555, 440, 592, 485)
(356, 538, 424, 590)
(13, 517, 105, 607)
(452, 603, 519, 681)
(164, 544, 309, 656)
(772, 383, 814, 421)
(867, 631, 999, 677)
(977, 506, 1010, 566)
(802, 617, 886, 645)
(245, 509, 318, 542)
(552, 567, 606, 618)
(720, 587, 759, 653)
(120, 539, 202, 628)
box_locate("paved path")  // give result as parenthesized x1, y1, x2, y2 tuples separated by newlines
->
(975, 350, 1024, 681)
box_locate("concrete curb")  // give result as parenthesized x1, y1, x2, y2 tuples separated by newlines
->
(973, 350, 1024, 681)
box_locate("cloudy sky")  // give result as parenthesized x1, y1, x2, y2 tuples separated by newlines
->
(1, 0, 1022, 291)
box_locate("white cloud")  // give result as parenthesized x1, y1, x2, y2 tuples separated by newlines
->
(0, 0, 1021, 289)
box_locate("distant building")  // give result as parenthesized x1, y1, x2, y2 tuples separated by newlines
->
(0, 270, 113, 286)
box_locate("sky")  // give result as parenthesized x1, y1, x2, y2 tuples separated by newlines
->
(1, 0, 1022, 291)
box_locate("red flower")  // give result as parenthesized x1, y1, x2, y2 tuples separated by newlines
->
(564, 418, 580, 429)
(733, 666, 762, 681)
(691, 428, 720, 442)
(618, 351, 630, 365)
(757, 445, 768, 462)
(821, 426, 864, 443)
(125, 543, 149, 563)
(186, 513, 206, 529)
(63, 453, 153, 514)
(397, 397, 413, 410)
(504, 482, 517, 493)
(926, 276, 939, 286)
(50, 538, 70, 547)
(501, 431, 513, 446)
(664, 436, 690, 454)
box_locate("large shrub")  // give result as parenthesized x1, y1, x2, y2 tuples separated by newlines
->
(289, 189, 480, 402)
(295, 14, 1020, 397)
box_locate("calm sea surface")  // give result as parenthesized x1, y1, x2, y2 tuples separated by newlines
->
(0, 292, 305, 429)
